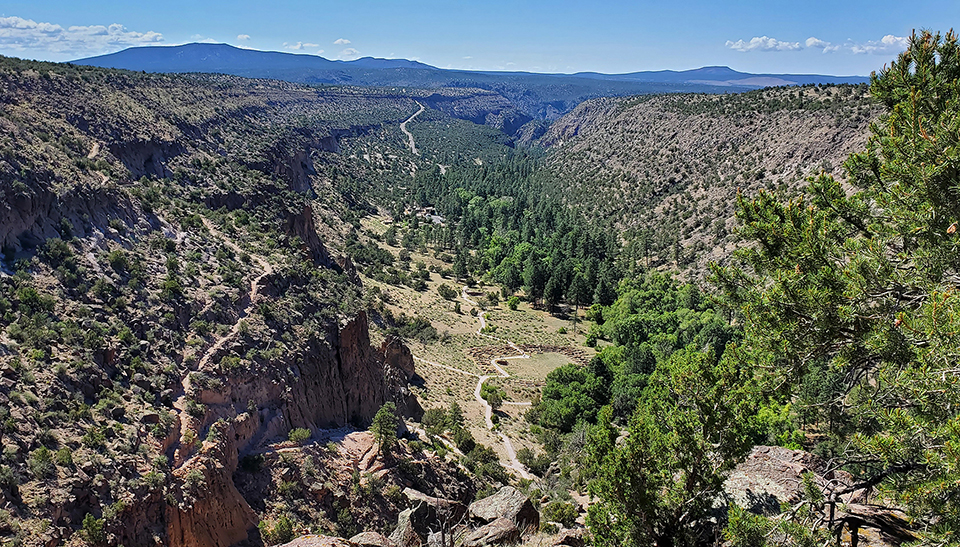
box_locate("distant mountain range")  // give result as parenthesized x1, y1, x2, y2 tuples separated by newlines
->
(73, 43, 870, 120)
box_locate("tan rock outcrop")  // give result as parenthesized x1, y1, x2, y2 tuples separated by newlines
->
(468, 487, 539, 531)
(725, 445, 854, 514)
(381, 336, 423, 420)
(725, 447, 915, 545)
(166, 423, 257, 547)
(160, 311, 421, 547)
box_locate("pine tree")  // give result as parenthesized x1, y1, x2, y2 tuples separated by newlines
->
(586, 349, 760, 547)
(713, 30, 960, 544)
(371, 402, 399, 459)
(453, 250, 469, 280)
(523, 253, 548, 305)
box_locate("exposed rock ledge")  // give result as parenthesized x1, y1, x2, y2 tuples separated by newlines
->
(145, 314, 421, 547)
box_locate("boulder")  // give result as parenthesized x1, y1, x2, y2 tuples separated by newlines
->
(462, 518, 520, 547)
(724, 446, 855, 515)
(468, 486, 539, 531)
(389, 503, 432, 547)
(280, 536, 356, 547)
(724, 447, 916, 545)
(350, 532, 397, 547)
(403, 488, 467, 522)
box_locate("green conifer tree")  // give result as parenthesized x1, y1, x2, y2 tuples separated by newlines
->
(713, 30, 960, 544)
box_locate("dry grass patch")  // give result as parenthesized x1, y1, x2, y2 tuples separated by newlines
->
(505, 352, 575, 381)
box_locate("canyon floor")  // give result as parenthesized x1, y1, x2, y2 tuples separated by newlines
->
(358, 215, 595, 482)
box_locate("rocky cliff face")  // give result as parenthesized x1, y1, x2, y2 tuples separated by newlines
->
(109, 138, 186, 179)
(379, 336, 423, 421)
(0, 180, 160, 252)
(419, 90, 533, 138)
(284, 205, 335, 270)
(160, 311, 422, 547)
(166, 423, 258, 547)
(284, 312, 388, 430)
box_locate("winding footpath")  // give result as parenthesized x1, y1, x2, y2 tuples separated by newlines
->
(87, 142, 110, 183)
(195, 219, 274, 370)
(412, 287, 534, 480)
(171, 220, 275, 465)
(400, 102, 425, 155)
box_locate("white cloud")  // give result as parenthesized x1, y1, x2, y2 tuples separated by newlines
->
(333, 38, 350, 45)
(189, 34, 217, 44)
(851, 34, 909, 55)
(805, 36, 841, 53)
(725, 36, 802, 52)
(0, 15, 163, 57)
(284, 41, 320, 51)
(728, 33, 909, 56)
(237, 34, 250, 41)
(339, 47, 360, 58)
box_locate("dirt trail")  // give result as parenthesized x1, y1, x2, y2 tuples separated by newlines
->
(411, 287, 535, 479)
(87, 142, 109, 183)
(400, 102, 424, 155)
(460, 287, 533, 480)
(412, 355, 478, 378)
(195, 218, 274, 370)
(170, 219, 275, 466)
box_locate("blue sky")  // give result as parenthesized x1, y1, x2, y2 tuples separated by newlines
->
(0, 0, 955, 75)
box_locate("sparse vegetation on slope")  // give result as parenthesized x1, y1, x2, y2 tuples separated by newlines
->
(0, 56, 499, 547)
(540, 84, 880, 277)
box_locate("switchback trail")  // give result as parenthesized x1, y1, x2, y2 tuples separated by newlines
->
(460, 287, 533, 480)
(170, 219, 275, 466)
(400, 102, 424, 155)
(195, 219, 274, 370)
